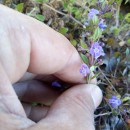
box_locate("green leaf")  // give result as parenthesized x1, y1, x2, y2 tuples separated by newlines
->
(127, 39, 130, 44)
(59, 27, 68, 35)
(122, 96, 130, 102)
(89, 0, 97, 6)
(92, 15, 99, 25)
(80, 40, 87, 49)
(125, 0, 129, 4)
(71, 40, 77, 47)
(80, 53, 89, 64)
(117, 94, 121, 98)
(125, 13, 130, 23)
(101, 0, 108, 9)
(33, 0, 49, 3)
(112, 27, 120, 36)
(108, 0, 115, 4)
(116, 0, 122, 5)
(104, 12, 113, 18)
(16, 3, 24, 13)
(72, 7, 79, 13)
(119, 13, 124, 20)
(35, 14, 45, 22)
(92, 27, 102, 41)
(90, 66, 96, 72)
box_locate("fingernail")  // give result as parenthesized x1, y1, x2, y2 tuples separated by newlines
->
(89, 84, 103, 109)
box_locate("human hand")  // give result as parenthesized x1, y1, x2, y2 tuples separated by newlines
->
(0, 4, 102, 130)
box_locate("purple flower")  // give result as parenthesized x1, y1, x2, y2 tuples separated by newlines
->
(90, 42, 105, 59)
(88, 9, 100, 20)
(52, 81, 61, 88)
(109, 96, 122, 108)
(80, 63, 90, 76)
(99, 19, 107, 30)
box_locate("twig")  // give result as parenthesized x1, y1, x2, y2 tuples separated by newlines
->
(49, 0, 62, 4)
(94, 112, 112, 118)
(27, 8, 37, 16)
(97, 66, 117, 92)
(97, 81, 108, 86)
(43, 3, 65, 15)
(69, 15, 85, 27)
(43, 3, 84, 27)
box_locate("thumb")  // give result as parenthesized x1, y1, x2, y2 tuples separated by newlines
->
(32, 84, 102, 130)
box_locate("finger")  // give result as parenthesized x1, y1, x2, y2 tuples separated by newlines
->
(0, 108, 35, 130)
(0, 5, 86, 84)
(27, 19, 85, 83)
(22, 103, 49, 122)
(19, 72, 36, 82)
(35, 74, 59, 82)
(29, 84, 102, 130)
(19, 72, 59, 83)
(0, 63, 26, 117)
(13, 80, 61, 106)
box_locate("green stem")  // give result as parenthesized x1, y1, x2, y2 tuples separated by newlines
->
(115, 2, 121, 27)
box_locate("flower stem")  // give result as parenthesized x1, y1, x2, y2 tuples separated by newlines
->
(115, 2, 121, 27)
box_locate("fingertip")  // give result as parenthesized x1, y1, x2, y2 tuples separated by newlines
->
(64, 83, 102, 110)
(86, 84, 102, 109)
(55, 51, 86, 83)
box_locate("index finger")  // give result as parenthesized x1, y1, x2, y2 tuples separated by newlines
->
(26, 13, 85, 83)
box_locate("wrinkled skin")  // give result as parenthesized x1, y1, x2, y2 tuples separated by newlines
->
(0, 4, 102, 130)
